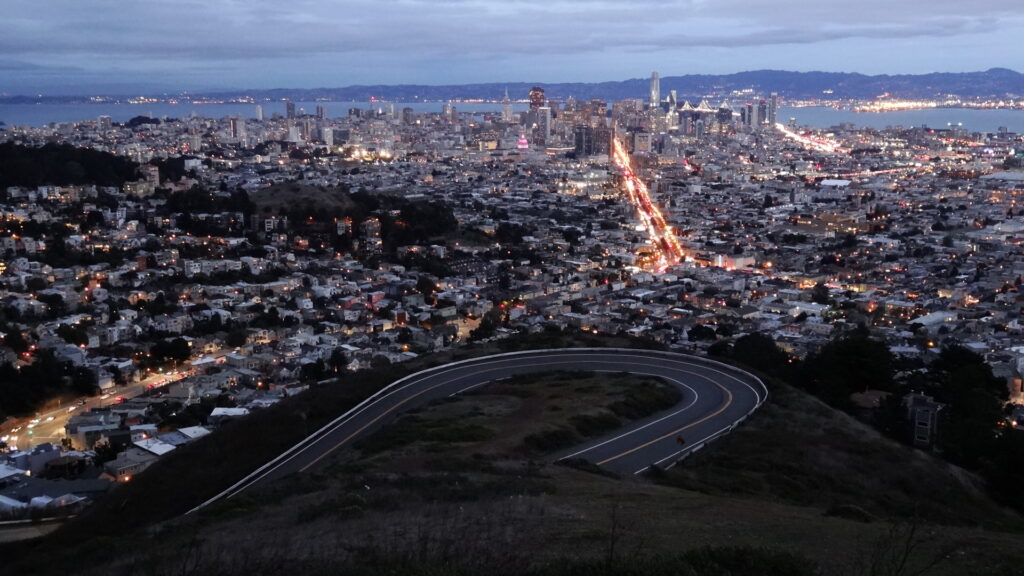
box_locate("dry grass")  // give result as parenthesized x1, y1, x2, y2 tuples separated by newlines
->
(658, 380, 1021, 531)
(10, 365, 1024, 576)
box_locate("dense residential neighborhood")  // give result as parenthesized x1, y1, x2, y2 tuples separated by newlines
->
(1, 92, 1023, 520)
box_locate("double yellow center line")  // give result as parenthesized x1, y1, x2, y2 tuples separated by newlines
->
(595, 379, 733, 466)
(298, 356, 735, 473)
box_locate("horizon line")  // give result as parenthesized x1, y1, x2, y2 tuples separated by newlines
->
(1, 67, 1021, 100)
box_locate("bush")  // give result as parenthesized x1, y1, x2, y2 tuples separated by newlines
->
(356, 416, 494, 455)
(608, 380, 681, 419)
(569, 411, 621, 437)
(522, 427, 580, 454)
(824, 503, 876, 523)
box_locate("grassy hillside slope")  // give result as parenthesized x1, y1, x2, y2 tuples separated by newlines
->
(10, 371, 1020, 576)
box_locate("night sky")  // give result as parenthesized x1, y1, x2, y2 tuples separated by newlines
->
(3, 0, 1022, 95)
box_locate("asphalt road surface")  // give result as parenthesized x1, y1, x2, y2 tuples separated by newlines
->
(192, 348, 767, 512)
(1, 347, 235, 452)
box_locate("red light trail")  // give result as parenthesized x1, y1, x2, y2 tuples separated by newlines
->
(610, 137, 685, 271)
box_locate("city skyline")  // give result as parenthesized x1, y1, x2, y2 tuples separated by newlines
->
(3, 0, 1024, 95)
(3, 3, 1024, 567)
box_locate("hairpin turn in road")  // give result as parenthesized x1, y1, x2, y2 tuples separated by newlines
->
(189, 348, 767, 514)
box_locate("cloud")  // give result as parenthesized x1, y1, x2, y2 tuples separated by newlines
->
(2, 0, 1022, 91)
(0, 59, 84, 73)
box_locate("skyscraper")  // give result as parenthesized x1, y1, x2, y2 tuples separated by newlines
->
(285, 100, 296, 119)
(538, 106, 551, 139)
(502, 88, 514, 123)
(593, 125, 612, 155)
(716, 102, 733, 131)
(256, 105, 264, 121)
(229, 116, 246, 140)
(650, 71, 660, 108)
(768, 93, 778, 126)
(316, 105, 326, 120)
(574, 124, 594, 156)
(529, 86, 545, 110)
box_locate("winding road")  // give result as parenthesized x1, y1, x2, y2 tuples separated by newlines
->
(190, 348, 767, 513)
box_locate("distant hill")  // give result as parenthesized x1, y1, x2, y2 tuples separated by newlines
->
(0, 142, 138, 189)
(248, 182, 357, 216)
(3, 69, 1023, 105)
(193, 68, 1024, 103)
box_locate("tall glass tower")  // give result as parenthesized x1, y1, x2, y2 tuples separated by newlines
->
(650, 71, 660, 108)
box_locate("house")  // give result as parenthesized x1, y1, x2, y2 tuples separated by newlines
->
(66, 412, 122, 449)
(903, 391, 944, 448)
(4, 443, 61, 476)
(209, 407, 250, 426)
(103, 448, 158, 481)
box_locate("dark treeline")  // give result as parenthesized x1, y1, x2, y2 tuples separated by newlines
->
(0, 142, 139, 189)
(713, 330, 1024, 512)
(0, 350, 98, 418)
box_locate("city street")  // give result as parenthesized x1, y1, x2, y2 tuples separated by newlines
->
(1, 367, 190, 451)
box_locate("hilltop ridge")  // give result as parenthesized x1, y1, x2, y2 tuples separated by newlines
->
(4, 68, 1023, 103)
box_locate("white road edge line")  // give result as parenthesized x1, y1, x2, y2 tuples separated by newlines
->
(557, 371, 699, 460)
(186, 348, 766, 514)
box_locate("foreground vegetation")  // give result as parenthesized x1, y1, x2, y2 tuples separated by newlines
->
(5, 331, 1023, 575)
(0, 142, 139, 189)
(0, 333, 660, 571)
(657, 379, 1020, 530)
(710, 330, 1024, 513)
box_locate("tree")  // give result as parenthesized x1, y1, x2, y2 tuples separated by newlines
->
(70, 366, 98, 396)
(225, 329, 247, 348)
(416, 275, 437, 298)
(984, 430, 1024, 511)
(707, 340, 731, 357)
(36, 292, 67, 317)
(57, 323, 89, 346)
(930, 346, 1007, 468)
(299, 361, 326, 382)
(810, 281, 831, 305)
(0, 142, 138, 189)
(732, 333, 790, 378)
(25, 277, 46, 292)
(2, 329, 29, 353)
(687, 324, 717, 342)
(470, 307, 504, 340)
(798, 330, 894, 408)
(328, 348, 348, 373)
(108, 365, 127, 387)
(150, 337, 191, 364)
(92, 439, 121, 464)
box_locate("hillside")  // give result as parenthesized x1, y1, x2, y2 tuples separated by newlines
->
(6, 69, 1023, 105)
(6, 358, 1023, 576)
(187, 68, 1024, 103)
(657, 380, 1016, 529)
(0, 142, 139, 189)
(247, 182, 357, 217)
